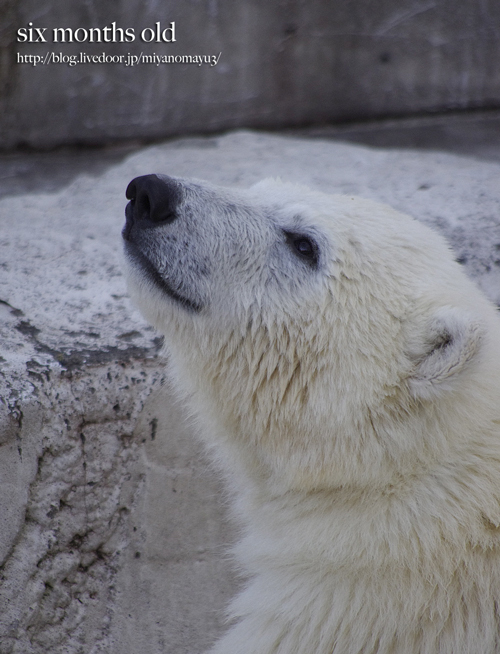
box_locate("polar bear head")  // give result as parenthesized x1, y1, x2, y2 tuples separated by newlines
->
(122, 175, 499, 492)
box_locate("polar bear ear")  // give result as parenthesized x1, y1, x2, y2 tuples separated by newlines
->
(407, 307, 483, 400)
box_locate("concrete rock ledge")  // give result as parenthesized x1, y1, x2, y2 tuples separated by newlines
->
(1, 131, 500, 653)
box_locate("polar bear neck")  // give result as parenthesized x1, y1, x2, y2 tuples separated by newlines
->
(164, 307, 412, 492)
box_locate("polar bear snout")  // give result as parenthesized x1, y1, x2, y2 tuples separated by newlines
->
(122, 174, 208, 313)
(123, 174, 182, 241)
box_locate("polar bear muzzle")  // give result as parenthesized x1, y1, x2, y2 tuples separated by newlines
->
(122, 174, 203, 313)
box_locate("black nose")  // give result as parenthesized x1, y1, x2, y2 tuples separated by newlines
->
(125, 174, 182, 225)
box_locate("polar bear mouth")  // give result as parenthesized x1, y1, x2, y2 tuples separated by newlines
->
(123, 240, 203, 313)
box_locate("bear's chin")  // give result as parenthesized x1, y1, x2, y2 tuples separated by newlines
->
(123, 240, 203, 314)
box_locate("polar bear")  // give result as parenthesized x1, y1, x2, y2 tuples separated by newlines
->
(122, 174, 500, 654)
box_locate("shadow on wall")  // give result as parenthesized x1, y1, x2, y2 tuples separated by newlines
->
(2, 109, 500, 200)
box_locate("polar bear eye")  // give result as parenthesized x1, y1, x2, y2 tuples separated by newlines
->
(284, 231, 319, 266)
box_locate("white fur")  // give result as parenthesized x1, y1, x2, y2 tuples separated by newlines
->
(124, 178, 500, 653)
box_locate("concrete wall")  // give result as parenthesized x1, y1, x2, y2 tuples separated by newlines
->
(1, 0, 500, 149)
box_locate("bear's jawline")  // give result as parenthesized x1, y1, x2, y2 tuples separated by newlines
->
(123, 241, 203, 313)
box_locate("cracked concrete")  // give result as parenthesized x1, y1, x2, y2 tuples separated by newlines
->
(0, 359, 164, 653)
(1, 129, 500, 653)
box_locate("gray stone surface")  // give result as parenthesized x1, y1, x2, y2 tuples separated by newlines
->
(293, 110, 500, 165)
(2, 1, 500, 149)
(1, 130, 500, 653)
